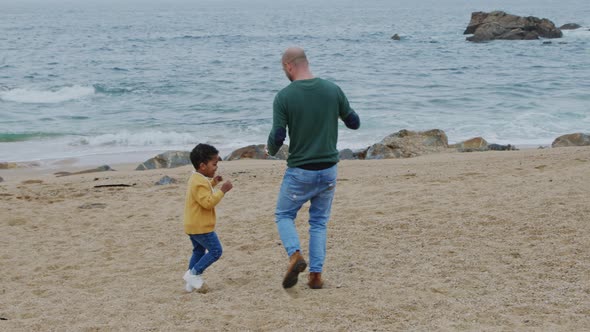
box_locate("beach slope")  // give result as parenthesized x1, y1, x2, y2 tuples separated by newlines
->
(1, 147, 589, 331)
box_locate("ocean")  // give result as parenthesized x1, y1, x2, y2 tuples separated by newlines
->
(1, 0, 589, 166)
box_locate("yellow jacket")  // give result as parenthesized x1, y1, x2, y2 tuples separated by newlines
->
(183, 172, 225, 234)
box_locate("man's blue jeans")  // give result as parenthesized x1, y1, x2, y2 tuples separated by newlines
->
(188, 232, 223, 275)
(275, 165, 337, 273)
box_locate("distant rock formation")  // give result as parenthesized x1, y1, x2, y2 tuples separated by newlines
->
(464, 11, 562, 42)
(559, 23, 581, 30)
(552, 133, 590, 147)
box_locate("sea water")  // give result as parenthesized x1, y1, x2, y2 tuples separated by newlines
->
(1, 0, 589, 165)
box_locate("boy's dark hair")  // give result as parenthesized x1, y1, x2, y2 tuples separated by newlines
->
(190, 143, 219, 170)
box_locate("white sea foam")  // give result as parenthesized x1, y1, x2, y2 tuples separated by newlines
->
(71, 131, 200, 147)
(0, 86, 94, 104)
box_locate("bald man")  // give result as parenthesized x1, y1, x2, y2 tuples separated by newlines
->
(267, 47, 360, 289)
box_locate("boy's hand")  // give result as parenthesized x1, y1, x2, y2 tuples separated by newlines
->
(214, 175, 223, 182)
(221, 180, 233, 193)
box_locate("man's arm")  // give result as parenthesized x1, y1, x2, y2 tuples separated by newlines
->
(337, 87, 360, 130)
(267, 95, 288, 156)
(343, 111, 360, 129)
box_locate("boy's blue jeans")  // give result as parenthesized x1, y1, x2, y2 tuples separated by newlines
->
(275, 165, 337, 273)
(188, 232, 223, 275)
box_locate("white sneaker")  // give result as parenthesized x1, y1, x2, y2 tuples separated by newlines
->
(183, 270, 203, 290)
(183, 270, 194, 292)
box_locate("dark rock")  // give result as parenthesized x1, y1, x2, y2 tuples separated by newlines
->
(366, 129, 448, 160)
(136, 151, 191, 170)
(339, 148, 369, 160)
(391, 34, 401, 40)
(155, 175, 177, 185)
(224, 144, 289, 161)
(488, 144, 517, 151)
(559, 23, 581, 30)
(0, 176, 3, 183)
(552, 133, 590, 147)
(465, 11, 562, 42)
(339, 149, 354, 160)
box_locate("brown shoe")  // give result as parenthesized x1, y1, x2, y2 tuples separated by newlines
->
(308, 272, 324, 289)
(282, 251, 307, 289)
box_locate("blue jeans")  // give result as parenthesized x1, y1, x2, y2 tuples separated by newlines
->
(275, 165, 337, 273)
(188, 232, 223, 275)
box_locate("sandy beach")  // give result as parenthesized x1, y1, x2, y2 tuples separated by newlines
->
(1, 146, 589, 331)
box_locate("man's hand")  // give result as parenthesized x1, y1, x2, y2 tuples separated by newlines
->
(221, 180, 233, 193)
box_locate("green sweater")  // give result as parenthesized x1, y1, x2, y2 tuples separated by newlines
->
(267, 78, 356, 168)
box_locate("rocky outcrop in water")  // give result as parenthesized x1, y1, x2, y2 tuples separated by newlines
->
(559, 23, 581, 30)
(552, 133, 590, 147)
(464, 11, 562, 42)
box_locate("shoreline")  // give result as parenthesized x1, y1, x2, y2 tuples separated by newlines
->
(0, 142, 554, 174)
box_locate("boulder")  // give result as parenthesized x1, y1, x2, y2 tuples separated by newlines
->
(451, 137, 489, 152)
(136, 151, 191, 170)
(551, 133, 590, 147)
(224, 144, 289, 161)
(366, 129, 448, 160)
(559, 23, 581, 30)
(464, 11, 562, 42)
(339, 148, 369, 160)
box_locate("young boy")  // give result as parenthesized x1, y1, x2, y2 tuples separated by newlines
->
(183, 143, 233, 292)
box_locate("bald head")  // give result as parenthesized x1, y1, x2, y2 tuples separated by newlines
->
(281, 47, 313, 82)
(282, 47, 308, 66)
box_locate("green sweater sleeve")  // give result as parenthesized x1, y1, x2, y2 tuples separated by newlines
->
(267, 94, 287, 156)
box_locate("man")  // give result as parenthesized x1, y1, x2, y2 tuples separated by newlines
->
(267, 47, 360, 289)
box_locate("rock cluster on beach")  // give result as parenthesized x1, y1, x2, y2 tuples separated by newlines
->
(0, 132, 588, 176)
(131, 130, 590, 169)
(464, 11, 562, 42)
